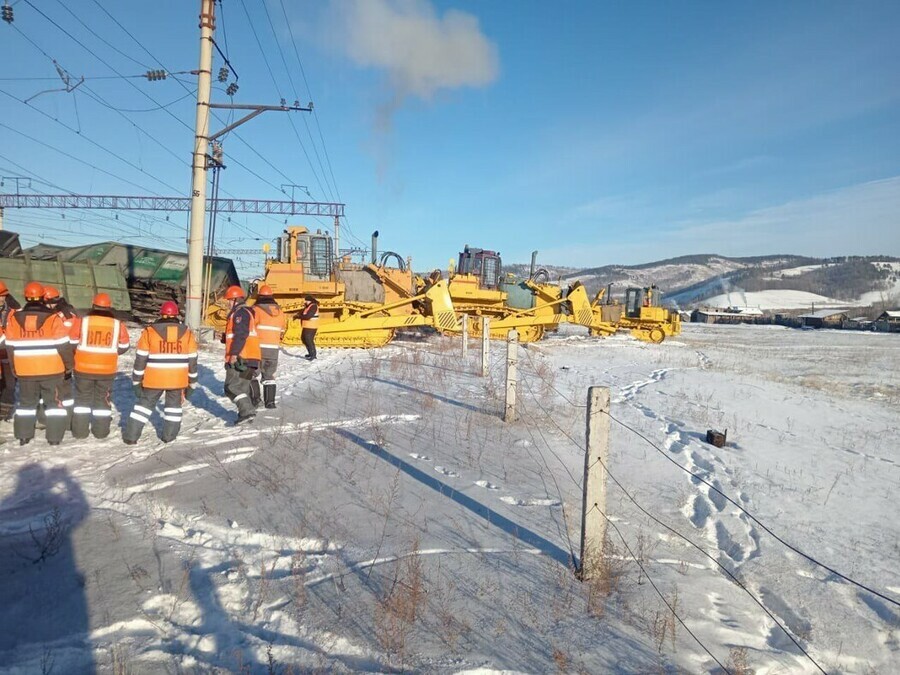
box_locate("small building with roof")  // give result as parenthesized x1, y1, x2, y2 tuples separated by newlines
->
(874, 310, 900, 333)
(798, 309, 849, 329)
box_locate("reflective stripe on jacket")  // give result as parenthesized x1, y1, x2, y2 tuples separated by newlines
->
(225, 304, 261, 364)
(252, 302, 285, 353)
(72, 313, 131, 377)
(132, 321, 198, 390)
(300, 301, 320, 329)
(5, 303, 73, 379)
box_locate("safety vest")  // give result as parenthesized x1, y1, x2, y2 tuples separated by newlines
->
(253, 303, 285, 352)
(134, 322, 198, 390)
(72, 314, 131, 377)
(5, 307, 70, 378)
(225, 305, 261, 362)
(301, 302, 320, 329)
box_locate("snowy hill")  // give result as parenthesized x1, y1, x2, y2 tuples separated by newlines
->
(508, 255, 900, 310)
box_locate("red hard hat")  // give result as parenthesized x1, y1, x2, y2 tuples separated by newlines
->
(24, 282, 44, 301)
(42, 286, 60, 301)
(225, 285, 245, 300)
(257, 285, 274, 297)
(92, 293, 112, 309)
(160, 301, 179, 317)
(0, 281, 8, 295)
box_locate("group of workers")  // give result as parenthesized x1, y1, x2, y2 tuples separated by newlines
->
(0, 280, 320, 446)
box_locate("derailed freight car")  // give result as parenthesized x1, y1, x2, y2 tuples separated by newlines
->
(24, 239, 240, 320)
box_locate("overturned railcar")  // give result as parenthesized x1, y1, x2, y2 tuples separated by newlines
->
(23, 239, 240, 321)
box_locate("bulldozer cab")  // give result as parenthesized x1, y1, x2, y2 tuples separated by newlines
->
(273, 226, 334, 281)
(457, 246, 501, 290)
(624, 286, 659, 318)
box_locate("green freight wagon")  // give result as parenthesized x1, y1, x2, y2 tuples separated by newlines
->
(20, 238, 240, 319)
(0, 236, 131, 311)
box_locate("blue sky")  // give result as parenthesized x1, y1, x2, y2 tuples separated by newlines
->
(1, 0, 898, 277)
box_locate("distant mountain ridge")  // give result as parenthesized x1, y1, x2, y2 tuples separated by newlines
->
(506, 254, 900, 311)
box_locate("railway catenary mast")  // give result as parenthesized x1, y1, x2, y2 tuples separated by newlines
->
(185, 0, 216, 330)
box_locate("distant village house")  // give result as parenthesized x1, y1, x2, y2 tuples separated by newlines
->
(874, 310, 900, 333)
(798, 309, 849, 329)
(691, 307, 766, 325)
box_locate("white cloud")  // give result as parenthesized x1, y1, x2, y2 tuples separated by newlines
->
(329, 0, 498, 112)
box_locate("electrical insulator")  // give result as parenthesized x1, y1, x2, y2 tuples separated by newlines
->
(218, 66, 229, 83)
(225, 82, 239, 97)
(145, 69, 167, 81)
(2, 3, 13, 24)
(211, 141, 224, 164)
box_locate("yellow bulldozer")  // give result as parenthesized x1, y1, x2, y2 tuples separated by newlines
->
(205, 226, 458, 348)
(428, 246, 618, 343)
(585, 284, 681, 343)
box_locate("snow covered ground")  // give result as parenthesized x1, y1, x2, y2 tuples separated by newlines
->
(0, 324, 898, 673)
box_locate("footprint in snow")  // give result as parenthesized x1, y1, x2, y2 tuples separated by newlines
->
(434, 466, 458, 478)
(501, 496, 561, 507)
(512, 439, 532, 448)
(474, 480, 499, 490)
(409, 453, 430, 461)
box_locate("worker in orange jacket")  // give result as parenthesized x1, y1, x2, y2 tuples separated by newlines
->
(223, 285, 261, 424)
(0, 280, 21, 421)
(43, 286, 77, 424)
(69, 293, 130, 439)
(4, 282, 74, 445)
(251, 285, 285, 409)
(299, 295, 320, 360)
(123, 301, 198, 444)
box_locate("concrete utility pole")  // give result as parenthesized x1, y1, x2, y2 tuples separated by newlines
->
(579, 386, 610, 579)
(504, 330, 518, 422)
(481, 317, 491, 377)
(461, 314, 469, 358)
(186, 0, 215, 330)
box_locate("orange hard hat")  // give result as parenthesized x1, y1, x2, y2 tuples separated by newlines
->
(42, 286, 60, 301)
(224, 285, 245, 300)
(24, 281, 44, 301)
(160, 301, 179, 317)
(257, 285, 274, 297)
(0, 281, 8, 295)
(92, 293, 112, 309)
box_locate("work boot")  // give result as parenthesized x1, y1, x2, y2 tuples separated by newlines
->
(19, 438, 31, 446)
(263, 383, 276, 409)
(235, 413, 256, 426)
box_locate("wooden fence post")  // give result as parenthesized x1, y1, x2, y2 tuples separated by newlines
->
(579, 386, 610, 578)
(481, 316, 491, 377)
(461, 314, 469, 358)
(504, 330, 518, 422)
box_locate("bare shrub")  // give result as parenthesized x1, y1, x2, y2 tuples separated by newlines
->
(649, 587, 679, 654)
(584, 539, 626, 618)
(726, 646, 753, 675)
(23, 507, 67, 564)
(374, 540, 425, 664)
